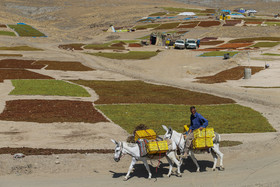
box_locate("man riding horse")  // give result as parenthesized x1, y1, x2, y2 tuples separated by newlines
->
(182, 106, 208, 158)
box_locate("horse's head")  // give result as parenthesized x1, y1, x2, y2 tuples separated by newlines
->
(111, 139, 123, 162)
(162, 125, 173, 139)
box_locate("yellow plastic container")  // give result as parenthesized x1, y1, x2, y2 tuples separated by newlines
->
(193, 137, 213, 149)
(193, 128, 214, 139)
(184, 125, 189, 132)
(134, 129, 157, 141)
(147, 140, 169, 154)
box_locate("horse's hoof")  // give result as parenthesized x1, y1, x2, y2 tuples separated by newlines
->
(148, 177, 152, 180)
(220, 166, 225, 171)
(212, 168, 216, 171)
(196, 169, 200, 172)
(123, 177, 128, 181)
(177, 173, 182, 177)
(167, 174, 171, 178)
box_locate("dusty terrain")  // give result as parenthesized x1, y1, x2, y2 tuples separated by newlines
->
(0, 0, 280, 186)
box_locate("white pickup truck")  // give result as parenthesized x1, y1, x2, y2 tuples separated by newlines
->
(174, 40, 185, 49)
(185, 39, 197, 49)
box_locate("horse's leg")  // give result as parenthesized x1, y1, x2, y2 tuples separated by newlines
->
(142, 158, 152, 179)
(189, 151, 200, 172)
(124, 157, 137, 181)
(212, 144, 224, 170)
(210, 148, 218, 171)
(167, 151, 182, 177)
(166, 156, 173, 177)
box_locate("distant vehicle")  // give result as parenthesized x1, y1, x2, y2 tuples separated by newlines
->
(185, 39, 197, 49)
(174, 40, 185, 49)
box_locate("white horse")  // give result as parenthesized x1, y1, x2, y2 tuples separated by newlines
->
(111, 139, 182, 181)
(162, 125, 224, 172)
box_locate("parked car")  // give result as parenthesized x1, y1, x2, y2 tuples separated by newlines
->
(174, 40, 185, 49)
(185, 39, 197, 49)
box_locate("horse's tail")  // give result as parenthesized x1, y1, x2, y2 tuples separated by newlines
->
(213, 132, 221, 144)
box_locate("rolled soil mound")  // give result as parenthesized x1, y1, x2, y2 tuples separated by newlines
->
(0, 24, 7, 28)
(0, 100, 109, 123)
(195, 66, 264, 84)
(0, 69, 53, 82)
(0, 147, 114, 155)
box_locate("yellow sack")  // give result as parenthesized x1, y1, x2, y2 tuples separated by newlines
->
(147, 140, 169, 154)
(134, 129, 156, 141)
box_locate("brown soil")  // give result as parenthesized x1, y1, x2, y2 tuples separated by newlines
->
(0, 147, 114, 155)
(128, 43, 142, 47)
(195, 48, 222, 51)
(0, 59, 93, 71)
(0, 59, 44, 69)
(0, 69, 53, 82)
(198, 21, 220, 27)
(245, 21, 263, 24)
(58, 43, 84, 50)
(200, 37, 218, 42)
(0, 54, 23, 57)
(35, 61, 94, 71)
(223, 20, 242, 26)
(178, 21, 199, 29)
(0, 100, 109, 123)
(176, 30, 188, 34)
(111, 42, 125, 47)
(71, 80, 235, 105)
(200, 41, 224, 45)
(195, 66, 264, 84)
(217, 43, 254, 49)
(0, 24, 6, 28)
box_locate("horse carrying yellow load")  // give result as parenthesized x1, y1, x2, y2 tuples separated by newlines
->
(134, 129, 169, 154)
(184, 125, 215, 149)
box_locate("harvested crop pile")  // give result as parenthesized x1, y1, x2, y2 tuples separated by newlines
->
(0, 59, 44, 69)
(217, 43, 253, 49)
(35, 60, 94, 71)
(200, 41, 224, 45)
(198, 21, 220, 27)
(195, 66, 264, 84)
(0, 69, 53, 82)
(128, 43, 142, 47)
(0, 147, 113, 155)
(71, 80, 235, 105)
(0, 100, 108, 123)
(58, 43, 84, 50)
